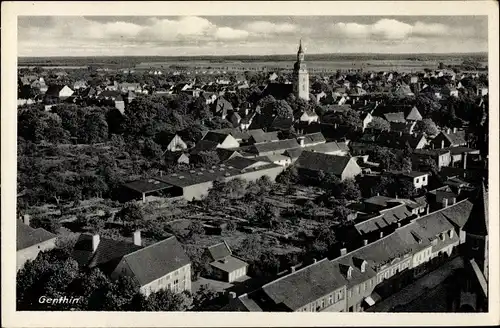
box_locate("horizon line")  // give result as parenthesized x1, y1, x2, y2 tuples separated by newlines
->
(18, 51, 488, 59)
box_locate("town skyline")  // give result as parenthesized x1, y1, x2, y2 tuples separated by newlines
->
(18, 16, 488, 57)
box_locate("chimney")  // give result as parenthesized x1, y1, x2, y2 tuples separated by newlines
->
(364, 99, 367, 106)
(451, 197, 456, 205)
(442, 198, 448, 208)
(441, 140, 445, 149)
(92, 234, 100, 252)
(133, 230, 142, 246)
(228, 291, 237, 300)
(334, 123, 338, 129)
(298, 137, 305, 147)
(397, 222, 402, 228)
(379, 231, 384, 238)
(395, 194, 398, 199)
(23, 214, 30, 226)
(426, 206, 430, 215)
(447, 128, 451, 134)
(453, 127, 457, 133)
(290, 266, 296, 273)
(313, 258, 317, 263)
(463, 153, 467, 170)
(340, 248, 347, 256)
(363, 239, 368, 246)
(399, 131, 403, 137)
(160, 170, 163, 177)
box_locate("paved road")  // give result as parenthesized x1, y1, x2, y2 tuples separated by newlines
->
(367, 257, 464, 312)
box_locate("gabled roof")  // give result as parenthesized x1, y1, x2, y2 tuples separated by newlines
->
(207, 241, 232, 261)
(251, 131, 279, 144)
(17, 220, 56, 250)
(463, 183, 488, 235)
(122, 236, 191, 286)
(383, 112, 406, 123)
(301, 133, 326, 145)
(214, 97, 233, 113)
(261, 259, 348, 311)
(441, 130, 467, 146)
(405, 106, 423, 121)
(202, 131, 233, 144)
(249, 139, 300, 155)
(295, 151, 356, 176)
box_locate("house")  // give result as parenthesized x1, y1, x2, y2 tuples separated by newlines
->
(383, 112, 406, 124)
(383, 171, 429, 189)
(299, 110, 319, 124)
(431, 128, 467, 149)
(72, 232, 191, 296)
(17, 216, 57, 271)
(361, 112, 373, 131)
(248, 130, 279, 144)
(254, 154, 292, 167)
(156, 133, 188, 152)
(297, 133, 326, 147)
(73, 80, 88, 90)
(413, 149, 452, 170)
(201, 131, 240, 149)
(442, 85, 459, 98)
(247, 139, 300, 157)
(405, 107, 423, 121)
(44, 85, 74, 103)
(295, 151, 362, 181)
(213, 97, 233, 119)
(204, 241, 248, 283)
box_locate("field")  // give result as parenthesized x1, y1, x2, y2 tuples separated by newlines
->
(18, 52, 488, 73)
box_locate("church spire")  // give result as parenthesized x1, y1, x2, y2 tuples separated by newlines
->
(298, 39, 303, 53)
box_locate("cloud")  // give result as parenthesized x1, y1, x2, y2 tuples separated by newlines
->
(329, 18, 475, 41)
(244, 21, 298, 34)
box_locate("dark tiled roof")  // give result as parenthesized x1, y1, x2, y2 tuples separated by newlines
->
(123, 236, 190, 286)
(203, 131, 232, 144)
(463, 184, 488, 235)
(17, 221, 56, 250)
(210, 256, 248, 272)
(207, 242, 231, 261)
(249, 139, 300, 155)
(251, 131, 279, 143)
(122, 178, 172, 194)
(441, 130, 466, 146)
(355, 204, 414, 235)
(405, 107, 423, 121)
(301, 133, 326, 145)
(190, 140, 219, 154)
(383, 112, 406, 123)
(295, 151, 355, 176)
(262, 259, 347, 311)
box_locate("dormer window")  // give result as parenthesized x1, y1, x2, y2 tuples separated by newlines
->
(440, 233, 446, 241)
(449, 229, 454, 239)
(347, 266, 353, 279)
(360, 261, 367, 273)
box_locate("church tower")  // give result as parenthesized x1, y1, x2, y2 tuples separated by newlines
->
(293, 39, 309, 101)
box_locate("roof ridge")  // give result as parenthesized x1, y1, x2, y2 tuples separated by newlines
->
(122, 235, 175, 258)
(261, 258, 329, 288)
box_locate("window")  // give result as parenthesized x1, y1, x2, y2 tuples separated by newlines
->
(348, 290, 352, 298)
(415, 178, 419, 183)
(385, 271, 390, 279)
(329, 295, 334, 304)
(173, 279, 179, 292)
(440, 233, 445, 241)
(320, 299, 325, 308)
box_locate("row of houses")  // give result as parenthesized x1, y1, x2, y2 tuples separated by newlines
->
(224, 184, 488, 312)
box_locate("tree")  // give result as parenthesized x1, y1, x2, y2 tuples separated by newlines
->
(414, 118, 439, 136)
(194, 150, 220, 167)
(142, 138, 163, 160)
(136, 289, 191, 311)
(115, 202, 145, 232)
(276, 166, 299, 185)
(271, 100, 293, 118)
(253, 201, 280, 228)
(367, 116, 391, 132)
(191, 284, 221, 311)
(323, 109, 362, 130)
(187, 221, 205, 239)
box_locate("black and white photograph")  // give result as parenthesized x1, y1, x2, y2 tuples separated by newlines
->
(2, 1, 499, 327)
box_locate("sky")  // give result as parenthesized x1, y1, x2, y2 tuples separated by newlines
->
(18, 16, 488, 57)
